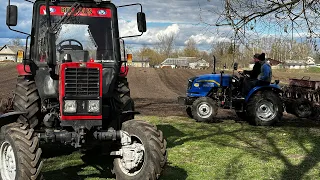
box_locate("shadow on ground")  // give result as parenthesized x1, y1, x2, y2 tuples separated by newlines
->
(42, 144, 187, 180)
(157, 117, 320, 180)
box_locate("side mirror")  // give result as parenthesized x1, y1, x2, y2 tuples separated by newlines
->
(137, 12, 147, 32)
(6, 5, 18, 26)
(233, 62, 238, 70)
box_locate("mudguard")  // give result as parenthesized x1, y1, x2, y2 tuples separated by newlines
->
(0, 112, 25, 127)
(245, 84, 283, 102)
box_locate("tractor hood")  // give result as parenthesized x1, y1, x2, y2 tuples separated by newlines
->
(194, 74, 232, 86)
(186, 73, 232, 97)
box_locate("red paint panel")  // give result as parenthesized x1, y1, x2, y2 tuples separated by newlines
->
(39, 5, 112, 18)
(16, 64, 31, 75)
(59, 62, 103, 121)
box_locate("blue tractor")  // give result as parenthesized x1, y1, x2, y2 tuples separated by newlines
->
(178, 56, 284, 126)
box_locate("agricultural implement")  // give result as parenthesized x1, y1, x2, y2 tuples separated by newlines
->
(282, 77, 320, 119)
(1, 0, 167, 179)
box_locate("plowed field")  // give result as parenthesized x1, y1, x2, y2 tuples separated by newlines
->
(1, 62, 319, 120)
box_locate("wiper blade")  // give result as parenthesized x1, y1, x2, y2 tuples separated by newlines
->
(51, 2, 82, 32)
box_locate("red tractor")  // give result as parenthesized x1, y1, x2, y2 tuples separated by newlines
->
(3, 0, 167, 179)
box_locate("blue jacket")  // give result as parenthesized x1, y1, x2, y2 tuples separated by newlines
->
(258, 62, 272, 82)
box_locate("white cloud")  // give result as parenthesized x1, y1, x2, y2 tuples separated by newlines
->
(186, 34, 231, 45)
(0, 0, 233, 50)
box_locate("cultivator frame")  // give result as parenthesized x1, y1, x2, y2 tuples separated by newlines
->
(282, 77, 320, 118)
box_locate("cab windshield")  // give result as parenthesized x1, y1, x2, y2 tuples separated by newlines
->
(37, 5, 114, 62)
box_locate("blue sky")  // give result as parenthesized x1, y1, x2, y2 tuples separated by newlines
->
(0, 0, 236, 51)
(3, 0, 308, 52)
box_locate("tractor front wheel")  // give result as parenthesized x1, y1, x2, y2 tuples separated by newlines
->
(0, 123, 43, 180)
(246, 91, 283, 126)
(13, 78, 41, 128)
(191, 97, 218, 123)
(113, 120, 167, 180)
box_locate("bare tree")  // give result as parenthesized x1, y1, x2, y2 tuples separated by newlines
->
(156, 32, 177, 58)
(9, 38, 22, 46)
(184, 38, 200, 57)
(208, 0, 320, 49)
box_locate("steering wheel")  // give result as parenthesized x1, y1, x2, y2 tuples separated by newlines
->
(238, 71, 250, 78)
(57, 39, 83, 52)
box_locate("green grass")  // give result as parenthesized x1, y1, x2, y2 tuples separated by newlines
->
(42, 116, 320, 180)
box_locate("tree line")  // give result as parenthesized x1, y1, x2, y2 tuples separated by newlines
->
(128, 33, 318, 68)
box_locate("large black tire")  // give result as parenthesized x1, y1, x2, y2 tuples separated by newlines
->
(13, 78, 41, 128)
(115, 77, 135, 122)
(0, 123, 43, 180)
(246, 91, 283, 126)
(186, 107, 193, 118)
(293, 98, 313, 118)
(191, 97, 218, 123)
(113, 120, 167, 180)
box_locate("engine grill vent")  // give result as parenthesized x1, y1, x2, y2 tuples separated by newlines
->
(65, 68, 100, 97)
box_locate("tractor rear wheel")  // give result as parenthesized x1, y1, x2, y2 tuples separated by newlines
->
(246, 91, 283, 126)
(191, 97, 218, 123)
(113, 120, 167, 180)
(116, 77, 134, 122)
(13, 77, 41, 128)
(0, 123, 43, 180)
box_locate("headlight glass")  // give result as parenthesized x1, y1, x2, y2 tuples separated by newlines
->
(64, 100, 76, 113)
(88, 100, 100, 113)
(194, 83, 200, 87)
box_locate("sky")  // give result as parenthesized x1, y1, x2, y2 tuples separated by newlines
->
(0, 0, 237, 51)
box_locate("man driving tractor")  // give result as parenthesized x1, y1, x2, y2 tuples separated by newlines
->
(241, 53, 272, 96)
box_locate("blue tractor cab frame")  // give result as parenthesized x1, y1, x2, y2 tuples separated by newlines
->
(178, 56, 284, 126)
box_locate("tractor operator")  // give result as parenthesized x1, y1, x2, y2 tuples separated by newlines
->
(243, 53, 261, 79)
(241, 53, 272, 96)
(240, 53, 262, 96)
(256, 53, 272, 86)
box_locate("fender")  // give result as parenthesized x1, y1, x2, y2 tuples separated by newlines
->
(245, 84, 283, 102)
(0, 112, 26, 127)
(16, 64, 31, 76)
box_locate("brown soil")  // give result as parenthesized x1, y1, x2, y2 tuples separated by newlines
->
(0, 64, 319, 120)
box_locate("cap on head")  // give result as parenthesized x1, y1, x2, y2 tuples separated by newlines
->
(253, 53, 260, 59)
(258, 53, 265, 61)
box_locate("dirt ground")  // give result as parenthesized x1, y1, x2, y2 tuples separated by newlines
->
(1, 63, 319, 120)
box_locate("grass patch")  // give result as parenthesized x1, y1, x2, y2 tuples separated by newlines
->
(42, 116, 320, 180)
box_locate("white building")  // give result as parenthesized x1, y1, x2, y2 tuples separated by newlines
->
(189, 59, 210, 69)
(160, 57, 209, 69)
(0, 45, 24, 62)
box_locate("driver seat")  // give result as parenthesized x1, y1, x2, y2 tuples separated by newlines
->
(59, 45, 89, 63)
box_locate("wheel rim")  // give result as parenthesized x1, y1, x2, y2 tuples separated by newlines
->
(118, 135, 145, 176)
(0, 141, 16, 180)
(256, 100, 277, 121)
(197, 102, 213, 118)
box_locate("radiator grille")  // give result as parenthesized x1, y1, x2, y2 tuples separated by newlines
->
(65, 68, 100, 97)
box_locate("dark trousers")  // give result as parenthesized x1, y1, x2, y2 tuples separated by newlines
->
(242, 78, 270, 96)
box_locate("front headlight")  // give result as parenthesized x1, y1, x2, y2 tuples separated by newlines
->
(88, 100, 100, 113)
(64, 100, 76, 113)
